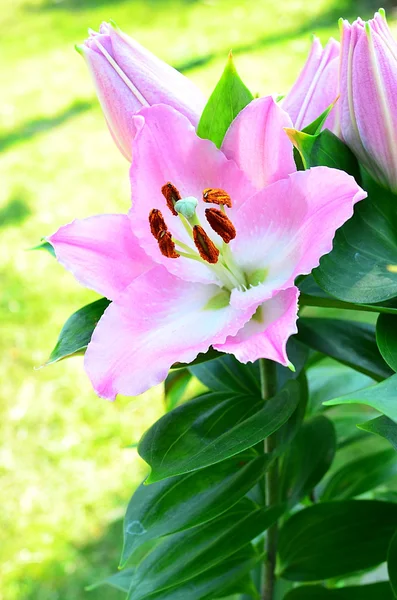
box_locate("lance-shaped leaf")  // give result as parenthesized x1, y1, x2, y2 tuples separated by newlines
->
(306, 361, 374, 416)
(127, 545, 260, 600)
(121, 450, 270, 566)
(46, 297, 111, 364)
(327, 405, 375, 449)
(279, 416, 336, 506)
(86, 568, 134, 593)
(284, 582, 394, 599)
(286, 127, 360, 179)
(189, 354, 260, 394)
(278, 500, 397, 581)
(388, 529, 397, 597)
(358, 415, 397, 451)
(127, 499, 281, 600)
(139, 380, 301, 482)
(164, 369, 192, 411)
(324, 374, 397, 421)
(314, 175, 397, 304)
(30, 239, 56, 257)
(297, 318, 392, 381)
(320, 448, 397, 501)
(197, 53, 253, 147)
(377, 313, 397, 372)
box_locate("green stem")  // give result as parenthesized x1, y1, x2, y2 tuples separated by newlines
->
(299, 293, 397, 315)
(259, 359, 278, 600)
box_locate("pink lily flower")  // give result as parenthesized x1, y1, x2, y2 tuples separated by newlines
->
(78, 22, 206, 161)
(339, 10, 397, 191)
(282, 37, 340, 132)
(48, 98, 366, 400)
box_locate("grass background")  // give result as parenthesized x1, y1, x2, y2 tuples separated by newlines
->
(1, 0, 396, 598)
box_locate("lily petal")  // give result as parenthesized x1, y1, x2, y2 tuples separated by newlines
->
(340, 17, 397, 190)
(283, 37, 340, 131)
(82, 22, 206, 161)
(129, 104, 256, 285)
(48, 214, 153, 300)
(214, 288, 299, 366)
(85, 266, 257, 399)
(221, 96, 296, 189)
(228, 167, 366, 310)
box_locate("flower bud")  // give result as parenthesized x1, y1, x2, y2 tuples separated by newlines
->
(283, 37, 339, 131)
(339, 10, 397, 191)
(78, 22, 206, 161)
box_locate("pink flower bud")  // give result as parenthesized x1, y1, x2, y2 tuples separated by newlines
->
(78, 22, 206, 161)
(283, 37, 339, 131)
(339, 10, 397, 190)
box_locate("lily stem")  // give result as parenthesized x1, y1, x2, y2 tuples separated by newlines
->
(259, 358, 278, 600)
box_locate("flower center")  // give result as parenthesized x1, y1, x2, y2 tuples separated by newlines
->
(148, 183, 247, 290)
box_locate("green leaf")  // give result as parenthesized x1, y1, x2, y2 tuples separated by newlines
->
(324, 374, 397, 421)
(164, 368, 192, 411)
(377, 313, 397, 372)
(197, 53, 253, 147)
(276, 372, 308, 451)
(297, 318, 392, 381)
(301, 102, 337, 136)
(358, 415, 397, 451)
(47, 297, 111, 364)
(280, 416, 336, 506)
(286, 127, 360, 179)
(127, 499, 280, 600)
(306, 362, 374, 416)
(279, 500, 397, 581)
(284, 582, 394, 599)
(189, 354, 260, 394)
(121, 450, 270, 566)
(300, 274, 397, 316)
(30, 239, 56, 257)
(314, 174, 397, 304)
(86, 568, 134, 592)
(320, 448, 397, 501)
(388, 529, 397, 597)
(127, 545, 260, 600)
(139, 380, 301, 482)
(327, 405, 376, 449)
(276, 338, 309, 391)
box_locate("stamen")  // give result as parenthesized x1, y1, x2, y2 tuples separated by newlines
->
(158, 231, 180, 259)
(193, 226, 219, 264)
(202, 188, 232, 208)
(205, 208, 236, 243)
(161, 182, 181, 215)
(149, 208, 168, 240)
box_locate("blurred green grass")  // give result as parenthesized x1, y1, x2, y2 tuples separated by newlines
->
(1, 0, 395, 598)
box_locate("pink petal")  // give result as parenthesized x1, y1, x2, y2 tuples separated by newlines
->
(342, 20, 397, 190)
(221, 97, 296, 189)
(83, 23, 206, 161)
(214, 288, 299, 366)
(106, 24, 206, 126)
(82, 45, 141, 160)
(228, 167, 366, 310)
(48, 214, 153, 300)
(85, 266, 257, 399)
(283, 37, 340, 131)
(129, 104, 256, 285)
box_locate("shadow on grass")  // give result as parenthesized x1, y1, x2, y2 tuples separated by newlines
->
(0, 194, 31, 228)
(25, 0, 199, 12)
(176, 0, 396, 73)
(18, 519, 125, 600)
(0, 99, 93, 153)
